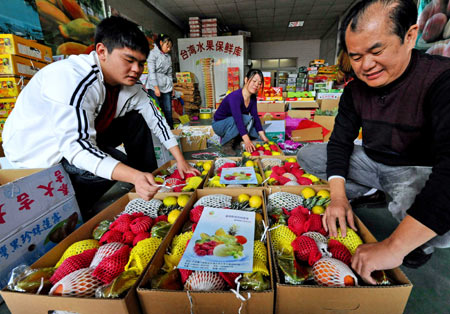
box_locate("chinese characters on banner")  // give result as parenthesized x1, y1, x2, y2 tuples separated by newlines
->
(178, 36, 245, 107)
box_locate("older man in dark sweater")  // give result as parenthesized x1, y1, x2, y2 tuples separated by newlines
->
(297, 0, 450, 283)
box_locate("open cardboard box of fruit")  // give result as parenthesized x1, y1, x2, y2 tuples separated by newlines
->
(151, 160, 213, 192)
(1, 192, 194, 314)
(204, 157, 266, 189)
(242, 141, 284, 157)
(265, 186, 412, 314)
(136, 188, 275, 314)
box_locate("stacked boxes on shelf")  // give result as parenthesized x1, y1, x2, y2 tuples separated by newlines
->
(0, 34, 52, 141)
(286, 73, 297, 92)
(189, 17, 201, 38)
(174, 72, 201, 118)
(227, 67, 240, 92)
(200, 58, 215, 108)
(201, 18, 217, 37)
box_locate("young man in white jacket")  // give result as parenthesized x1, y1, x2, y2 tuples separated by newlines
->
(2, 16, 198, 218)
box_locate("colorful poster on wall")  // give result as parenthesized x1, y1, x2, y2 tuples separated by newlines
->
(35, 0, 106, 58)
(415, 0, 450, 56)
(0, 0, 44, 40)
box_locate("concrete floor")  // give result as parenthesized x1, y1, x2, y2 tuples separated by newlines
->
(1, 148, 449, 313)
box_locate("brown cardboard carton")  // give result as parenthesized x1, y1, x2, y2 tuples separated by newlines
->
(288, 101, 319, 109)
(257, 101, 286, 113)
(0, 34, 52, 63)
(0, 54, 48, 78)
(1, 192, 193, 314)
(291, 127, 323, 141)
(174, 126, 214, 152)
(319, 98, 340, 111)
(0, 76, 29, 98)
(287, 109, 313, 119)
(313, 115, 336, 142)
(266, 186, 412, 314)
(137, 188, 274, 314)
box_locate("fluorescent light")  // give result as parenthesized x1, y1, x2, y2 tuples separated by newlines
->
(288, 21, 304, 27)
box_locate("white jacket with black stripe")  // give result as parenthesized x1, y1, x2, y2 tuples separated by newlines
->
(2, 51, 177, 180)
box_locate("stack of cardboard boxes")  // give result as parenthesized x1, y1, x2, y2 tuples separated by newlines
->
(189, 17, 201, 38)
(227, 67, 240, 92)
(0, 34, 52, 142)
(201, 18, 217, 37)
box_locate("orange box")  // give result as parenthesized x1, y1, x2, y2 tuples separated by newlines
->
(0, 54, 48, 78)
(0, 34, 52, 63)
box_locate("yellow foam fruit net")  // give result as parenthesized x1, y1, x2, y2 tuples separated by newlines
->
(270, 224, 296, 255)
(125, 237, 162, 274)
(329, 227, 363, 255)
(55, 239, 99, 267)
(163, 231, 193, 271)
(252, 241, 269, 276)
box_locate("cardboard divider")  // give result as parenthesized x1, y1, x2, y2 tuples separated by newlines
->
(137, 188, 274, 314)
(1, 192, 195, 314)
(203, 157, 265, 189)
(265, 187, 413, 314)
(151, 159, 213, 192)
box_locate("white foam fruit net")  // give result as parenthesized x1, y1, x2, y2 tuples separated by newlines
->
(90, 242, 124, 268)
(303, 231, 328, 245)
(261, 158, 282, 169)
(194, 194, 232, 208)
(313, 257, 358, 287)
(123, 198, 162, 218)
(49, 268, 103, 297)
(268, 192, 304, 212)
(184, 271, 227, 291)
(214, 158, 237, 169)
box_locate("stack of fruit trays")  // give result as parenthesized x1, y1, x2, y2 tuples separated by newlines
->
(267, 187, 391, 287)
(6, 193, 192, 299)
(260, 156, 327, 186)
(152, 160, 213, 192)
(143, 189, 271, 291)
(206, 157, 265, 188)
(242, 141, 284, 157)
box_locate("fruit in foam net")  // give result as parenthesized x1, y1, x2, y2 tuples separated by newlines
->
(154, 177, 164, 184)
(301, 187, 316, 199)
(272, 151, 281, 156)
(203, 162, 212, 171)
(249, 195, 262, 209)
(256, 173, 262, 185)
(168, 209, 181, 224)
(245, 160, 254, 167)
(196, 161, 204, 167)
(286, 157, 297, 163)
(243, 152, 251, 157)
(264, 170, 272, 178)
(202, 170, 208, 176)
(163, 196, 177, 207)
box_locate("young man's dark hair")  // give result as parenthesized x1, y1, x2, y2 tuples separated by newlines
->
(339, 0, 418, 52)
(155, 33, 173, 50)
(95, 15, 150, 57)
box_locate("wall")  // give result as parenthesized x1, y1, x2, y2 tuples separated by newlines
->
(250, 39, 321, 67)
(319, 21, 339, 65)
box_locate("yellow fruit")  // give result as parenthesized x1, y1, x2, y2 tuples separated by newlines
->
(264, 170, 272, 178)
(203, 162, 211, 171)
(286, 157, 297, 163)
(168, 209, 182, 224)
(245, 160, 254, 167)
(268, 141, 275, 145)
(301, 187, 316, 199)
(196, 161, 204, 167)
(177, 194, 190, 207)
(238, 194, 250, 203)
(263, 144, 269, 148)
(243, 152, 251, 157)
(312, 205, 325, 215)
(255, 144, 261, 148)
(163, 196, 177, 207)
(256, 173, 262, 185)
(154, 177, 164, 184)
(272, 151, 281, 156)
(202, 170, 208, 176)
(211, 175, 220, 181)
(186, 176, 203, 189)
(302, 173, 320, 183)
(268, 178, 277, 185)
(317, 190, 330, 199)
(249, 195, 262, 209)
(255, 212, 263, 221)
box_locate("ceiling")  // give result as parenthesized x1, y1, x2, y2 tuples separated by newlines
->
(149, 0, 357, 42)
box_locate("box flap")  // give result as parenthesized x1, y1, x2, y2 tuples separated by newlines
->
(291, 128, 323, 141)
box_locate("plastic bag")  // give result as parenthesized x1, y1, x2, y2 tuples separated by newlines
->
(7, 265, 55, 294)
(150, 269, 183, 290)
(95, 269, 139, 298)
(277, 253, 312, 285)
(239, 272, 270, 291)
(151, 221, 171, 238)
(92, 220, 112, 240)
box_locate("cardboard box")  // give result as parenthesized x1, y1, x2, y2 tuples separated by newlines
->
(267, 187, 412, 314)
(0, 76, 29, 98)
(0, 98, 16, 118)
(0, 34, 52, 63)
(258, 112, 286, 123)
(173, 126, 214, 152)
(316, 92, 342, 100)
(291, 127, 323, 142)
(257, 101, 286, 113)
(0, 54, 48, 78)
(263, 120, 285, 144)
(313, 115, 336, 142)
(287, 109, 314, 120)
(0, 165, 82, 291)
(136, 188, 274, 314)
(319, 98, 340, 111)
(288, 101, 319, 109)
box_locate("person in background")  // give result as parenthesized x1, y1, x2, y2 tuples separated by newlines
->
(2, 16, 198, 219)
(297, 0, 450, 283)
(212, 69, 269, 156)
(146, 34, 174, 129)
